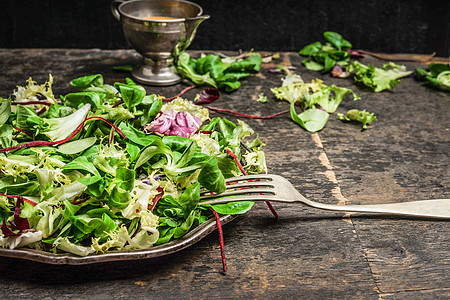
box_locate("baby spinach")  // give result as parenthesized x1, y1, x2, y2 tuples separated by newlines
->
(198, 156, 226, 193)
(203, 201, 254, 215)
(70, 74, 104, 91)
(299, 31, 353, 73)
(176, 52, 262, 92)
(0, 74, 268, 258)
(416, 63, 450, 91)
(290, 104, 330, 133)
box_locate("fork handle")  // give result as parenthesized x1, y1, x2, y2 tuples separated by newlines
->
(298, 197, 450, 219)
(201, 196, 450, 219)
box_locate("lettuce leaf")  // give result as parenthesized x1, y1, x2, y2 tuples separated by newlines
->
(349, 61, 413, 92)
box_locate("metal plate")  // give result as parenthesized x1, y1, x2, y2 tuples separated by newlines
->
(0, 215, 236, 265)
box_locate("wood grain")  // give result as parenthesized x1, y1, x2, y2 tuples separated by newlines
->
(0, 49, 448, 299)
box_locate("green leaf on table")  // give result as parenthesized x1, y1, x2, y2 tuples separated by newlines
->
(349, 61, 413, 92)
(290, 103, 329, 132)
(324, 31, 352, 51)
(338, 109, 378, 130)
(299, 41, 322, 56)
(299, 32, 354, 73)
(176, 51, 261, 92)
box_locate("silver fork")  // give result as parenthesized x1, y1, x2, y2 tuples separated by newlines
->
(199, 174, 450, 219)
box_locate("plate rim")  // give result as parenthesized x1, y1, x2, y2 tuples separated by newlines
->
(0, 214, 237, 265)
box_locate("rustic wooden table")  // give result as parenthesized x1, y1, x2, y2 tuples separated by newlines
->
(0, 49, 449, 299)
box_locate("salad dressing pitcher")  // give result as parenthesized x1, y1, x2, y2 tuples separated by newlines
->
(111, 0, 209, 86)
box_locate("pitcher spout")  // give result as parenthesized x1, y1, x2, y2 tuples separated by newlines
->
(184, 15, 210, 48)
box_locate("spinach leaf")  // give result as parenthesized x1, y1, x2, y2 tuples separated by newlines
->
(70, 74, 104, 91)
(62, 156, 100, 176)
(299, 31, 354, 73)
(324, 31, 352, 51)
(0, 176, 40, 196)
(0, 99, 11, 126)
(173, 210, 200, 238)
(416, 63, 450, 91)
(114, 82, 146, 109)
(109, 185, 132, 209)
(0, 124, 13, 148)
(178, 183, 200, 218)
(204, 201, 254, 215)
(176, 52, 262, 92)
(114, 167, 135, 192)
(290, 103, 329, 133)
(62, 92, 104, 109)
(198, 156, 226, 193)
(119, 123, 159, 146)
(57, 137, 97, 155)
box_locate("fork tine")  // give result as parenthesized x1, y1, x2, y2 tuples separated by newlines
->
(199, 181, 274, 195)
(224, 174, 275, 184)
(200, 187, 275, 199)
(199, 194, 280, 205)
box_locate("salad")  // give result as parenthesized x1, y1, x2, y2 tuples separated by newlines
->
(0, 74, 267, 257)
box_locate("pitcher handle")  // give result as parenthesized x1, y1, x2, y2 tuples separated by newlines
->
(111, 0, 128, 21)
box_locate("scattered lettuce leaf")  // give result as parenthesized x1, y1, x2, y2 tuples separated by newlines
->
(338, 109, 378, 130)
(349, 61, 413, 92)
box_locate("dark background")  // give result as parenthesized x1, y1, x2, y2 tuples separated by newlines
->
(0, 0, 449, 56)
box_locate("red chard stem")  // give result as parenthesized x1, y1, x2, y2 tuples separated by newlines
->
(225, 149, 279, 219)
(210, 207, 227, 274)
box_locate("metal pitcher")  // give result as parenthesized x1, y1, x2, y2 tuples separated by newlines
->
(111, 0, 209, 86)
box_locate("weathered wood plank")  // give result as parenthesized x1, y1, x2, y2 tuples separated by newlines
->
(0, 49, 448, 299)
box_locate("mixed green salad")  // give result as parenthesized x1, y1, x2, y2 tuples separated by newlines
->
(0, 75, 266, 256)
